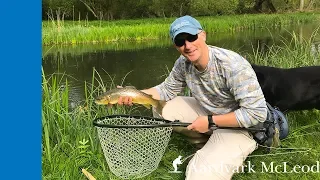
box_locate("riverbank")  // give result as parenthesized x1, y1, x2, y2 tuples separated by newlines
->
(42, 12, 320, 46)
(42, 29, 320, 179)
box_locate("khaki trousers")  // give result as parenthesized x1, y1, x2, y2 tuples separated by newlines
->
(153, 96, 257, 180)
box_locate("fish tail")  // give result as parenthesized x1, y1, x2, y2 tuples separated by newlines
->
(154, 100, 166, 114)
(159, 100, 166, 108)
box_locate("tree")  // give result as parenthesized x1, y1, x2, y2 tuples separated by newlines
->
(254, 0, 277, 13)
(299, 0, 304, 11)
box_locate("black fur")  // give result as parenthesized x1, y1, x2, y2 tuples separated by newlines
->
(252, 64, 320, 111)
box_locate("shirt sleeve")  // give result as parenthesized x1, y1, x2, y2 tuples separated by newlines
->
(154, 57, 187, 101)
(225, 57, 268, 128)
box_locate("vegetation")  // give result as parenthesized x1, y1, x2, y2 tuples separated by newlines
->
(42, 12, 320, 45)
(42, 29, 320, 179)
(247, 27, 320, 67)
(41, 67, 197, 180)
(43, 0, 320, 20)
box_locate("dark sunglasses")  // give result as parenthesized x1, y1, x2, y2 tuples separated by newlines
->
(174, 33, 198, 47)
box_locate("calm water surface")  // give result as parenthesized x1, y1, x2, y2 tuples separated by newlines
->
(42, 23, 320, 107)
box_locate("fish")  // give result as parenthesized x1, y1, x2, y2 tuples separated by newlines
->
(95, 86, 166, 110)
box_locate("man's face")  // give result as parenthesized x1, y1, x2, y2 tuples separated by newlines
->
(174, 31, 206, 63)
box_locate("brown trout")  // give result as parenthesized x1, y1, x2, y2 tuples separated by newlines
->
(95, 86, 166, 110)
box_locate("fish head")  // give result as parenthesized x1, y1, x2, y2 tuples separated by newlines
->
(95, 93, 111, 105)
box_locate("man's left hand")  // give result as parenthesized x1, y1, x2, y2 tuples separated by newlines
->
(187, 115, 209, 133)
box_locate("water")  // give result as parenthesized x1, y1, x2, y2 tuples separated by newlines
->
(42, 23, 320, 107)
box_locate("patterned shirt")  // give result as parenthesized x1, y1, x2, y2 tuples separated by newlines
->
(154, 45, 267, 128)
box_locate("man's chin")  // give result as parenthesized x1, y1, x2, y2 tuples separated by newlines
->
(186, 57, 199, 63)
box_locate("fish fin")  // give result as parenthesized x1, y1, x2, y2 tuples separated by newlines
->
(159, 100, 167, 108)
(144, 94, 153, 99)
(154, 100, 167, 114)
(142, 104, 151, 109)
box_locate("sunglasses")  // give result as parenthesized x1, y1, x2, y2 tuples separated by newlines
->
(174, 33, 198, 47)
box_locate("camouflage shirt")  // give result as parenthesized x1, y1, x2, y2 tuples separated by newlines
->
(154, 45, 267, 128)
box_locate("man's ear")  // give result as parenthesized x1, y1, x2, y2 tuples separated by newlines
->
(199, 31, 206, 41)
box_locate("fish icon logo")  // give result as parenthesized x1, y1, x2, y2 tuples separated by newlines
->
(169, 155, 183, 173)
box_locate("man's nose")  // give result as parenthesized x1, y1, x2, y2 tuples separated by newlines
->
(184, 40, 192, 49)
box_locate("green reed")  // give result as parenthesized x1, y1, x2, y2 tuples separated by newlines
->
(42, 39, 172, 59)
(42, 67, 130, 179)
(41, 66, 192, 179)
(42, 12, 320, 46)
(247, 26, 320, 67)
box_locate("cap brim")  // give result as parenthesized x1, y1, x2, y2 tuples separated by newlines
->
(172, 27, 199, 41)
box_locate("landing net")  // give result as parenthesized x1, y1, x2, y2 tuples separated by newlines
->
(94, 115, 173, 179)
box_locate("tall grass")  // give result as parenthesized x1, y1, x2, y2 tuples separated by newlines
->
(42, 68, 100, 179)
(41, 67, 132, 179)
(42, 12, 320, 46)
(42, 30, 320, 179)
(41, 67, 194, 179)
(42, 39, 172, 58)
(248, 26, 320, 67)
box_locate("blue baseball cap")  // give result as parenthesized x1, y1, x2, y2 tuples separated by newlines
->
(169, 15, 203, 41)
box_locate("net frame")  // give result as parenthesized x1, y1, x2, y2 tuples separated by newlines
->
(93, 115, 266, 131)
(94, 114, 187, 128)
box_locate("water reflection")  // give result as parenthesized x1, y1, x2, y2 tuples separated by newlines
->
(42, 23, 320, 107)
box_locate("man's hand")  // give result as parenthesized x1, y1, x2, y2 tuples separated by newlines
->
(187, 115, 209, 133)
(102, 85, 133, 107)
(116, 86, 133, 106)
(117, 96, 133, 106)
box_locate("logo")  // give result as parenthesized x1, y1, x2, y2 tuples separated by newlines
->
(169, 155, 183, 173)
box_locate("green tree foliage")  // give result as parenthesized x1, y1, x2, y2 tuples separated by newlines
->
(42, 0, 320, 20)
(189, 0, 239, 16)
(43, 0, 77, 19)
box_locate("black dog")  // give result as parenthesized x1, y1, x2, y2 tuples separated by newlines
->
(251, 64, 320, 111)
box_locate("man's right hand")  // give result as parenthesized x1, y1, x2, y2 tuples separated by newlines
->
(117, 96, 133, 106)
(114, 86, 133, 106)
(113, 86, 160, 106)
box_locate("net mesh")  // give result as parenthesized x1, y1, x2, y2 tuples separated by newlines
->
(95, 116, 173, 179)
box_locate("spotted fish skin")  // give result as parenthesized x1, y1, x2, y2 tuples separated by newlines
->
(95, 86, 165, 109)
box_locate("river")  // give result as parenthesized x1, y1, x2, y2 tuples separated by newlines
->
(42, 22, 320, 108)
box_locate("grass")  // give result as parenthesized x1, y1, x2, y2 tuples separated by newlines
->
(41, 67, 195, 180)
(42, 29, 320, 179)
(41, 39, 172, 59)
(247, 26, 320, 67)
(42, 12, 320, 46)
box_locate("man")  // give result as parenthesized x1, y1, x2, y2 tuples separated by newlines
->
(118, 15, 267, 179)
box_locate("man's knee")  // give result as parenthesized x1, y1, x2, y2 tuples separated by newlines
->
(186, 151, 236, 180)
(152, 96, 185, 120)
(155, 96, 208, 139)
(162, 96, 185, 121)
(185, 130, 257, 179)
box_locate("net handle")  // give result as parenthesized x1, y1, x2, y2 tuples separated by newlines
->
(93, 114, 266, 132)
